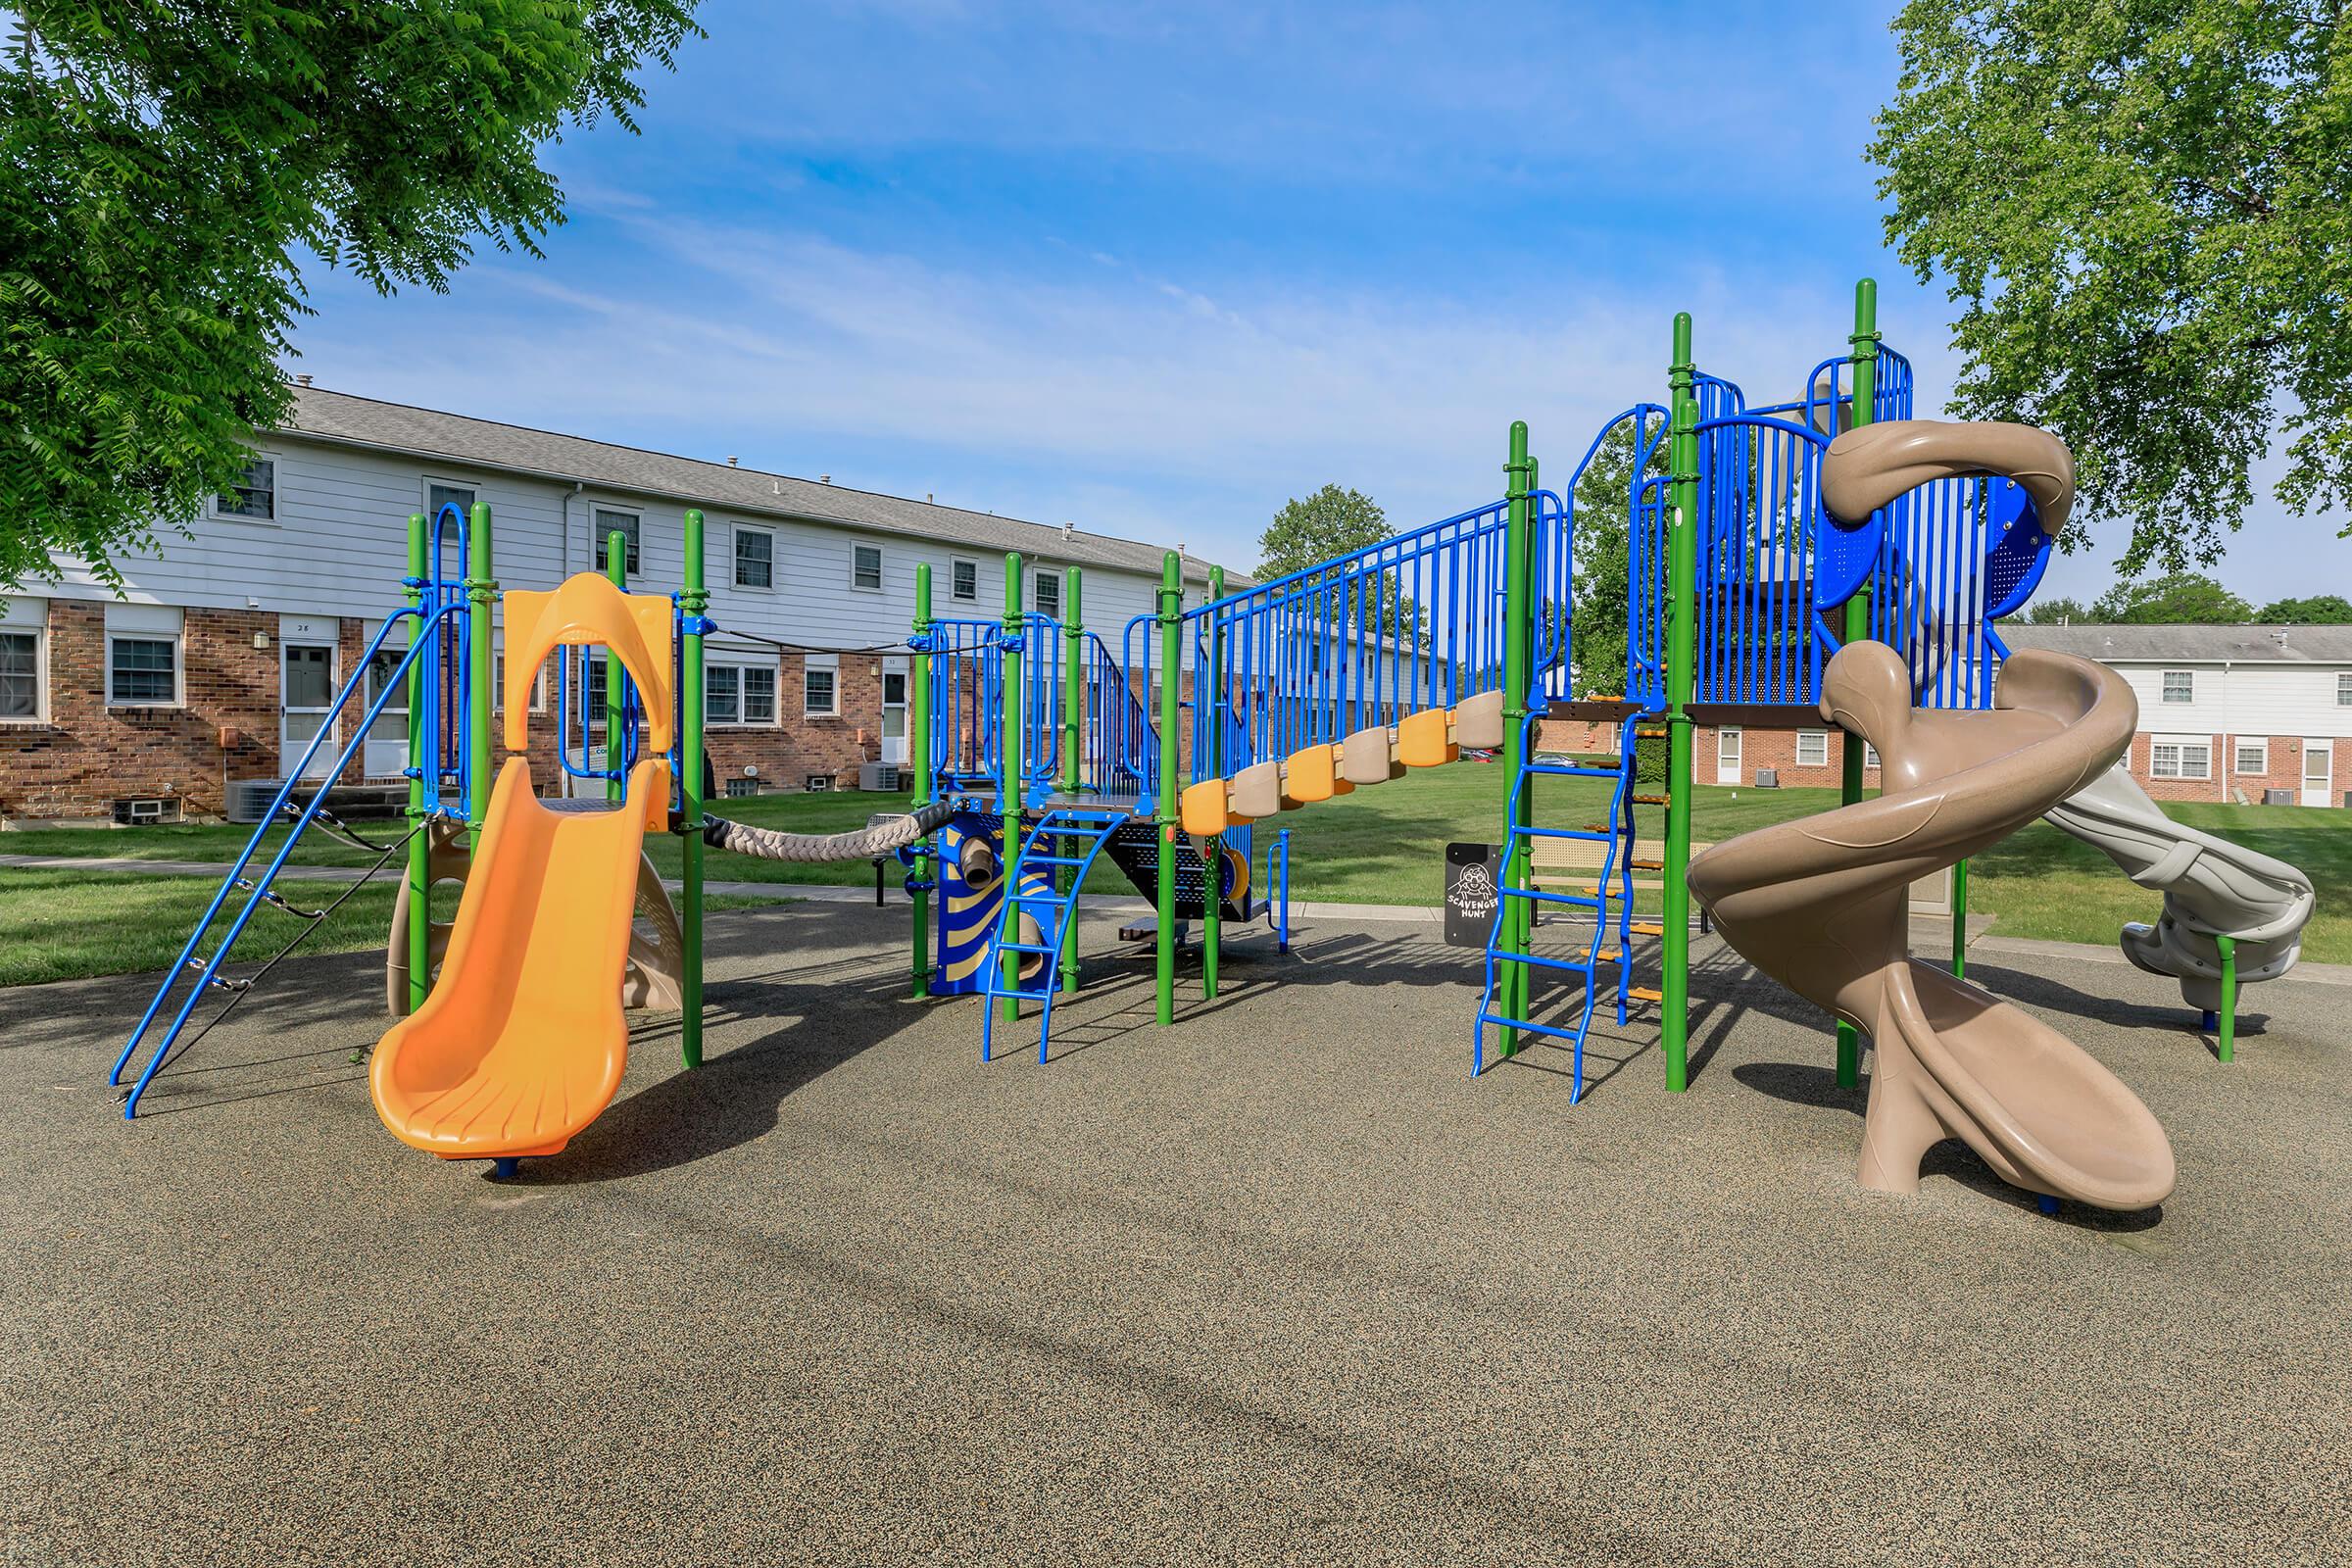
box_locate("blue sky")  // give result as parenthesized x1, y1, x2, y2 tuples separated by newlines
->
(286, 0, 2335, 606)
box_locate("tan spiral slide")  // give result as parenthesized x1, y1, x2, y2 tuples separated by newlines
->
(1687, 419, 2176, 1209)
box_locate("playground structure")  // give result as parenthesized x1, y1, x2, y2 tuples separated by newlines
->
(103, 278, 2311, 1210)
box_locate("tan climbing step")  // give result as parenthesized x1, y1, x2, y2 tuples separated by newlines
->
(1626, 858, 1664, 872)
(1627, 922, 1664, 936)
(1627, 986, 1664, 1003)
(1631, 794, 1670, 806)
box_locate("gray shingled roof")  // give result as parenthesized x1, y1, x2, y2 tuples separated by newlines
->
(280, 386, 1241, 590)
(2001, 622, 2352, 662)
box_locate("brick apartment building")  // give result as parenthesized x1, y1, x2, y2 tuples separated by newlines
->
(0, 387, 1231, 824)
(1538, 622, 2352, 808)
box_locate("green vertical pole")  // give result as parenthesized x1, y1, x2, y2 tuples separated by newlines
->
(999, 551, 1024, 1021)
(1499, 421, 1534, 1056)
(404, 512, 431, 1010)
(1519, 454, 1541, 1033)
(1836, 279, 1880, 1089)
(605, 527, 627, 806)
(1060, 566, 1083, 997)
(1661, 315, 1699, 1093)
(2215, 935, 2237, 1062)
(679, 509, 707, 1070)
(466, 503, 495, 848)
(910, 563, 934, 1001)
(1950, 856, 1968, 979)
(1154, 552, 1182, 1025)
(1202, 564, 1225, 1001)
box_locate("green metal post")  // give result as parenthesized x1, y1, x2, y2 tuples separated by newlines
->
(2215, 935, 2237, 1062)
(1519, 454, 1541, 1032)
(1154, 552, 1182, 1026)
(1499, 421, 1534, 1056)
(1660, 316, 1700, 1093)
(999, 552, 1025, 1022)
(404, 513, 431, 1010)
(910, 564, 934, 1001)
(1836, 279, 1880, 1089)
(1060, 566, 1083, 996)
(605, 527, 627, 807)
(1950, 856, 1968, 979)
(679, 509, 707, 1070)
(1202, 564, 1225, 1001)
(466, 503, 495, 848)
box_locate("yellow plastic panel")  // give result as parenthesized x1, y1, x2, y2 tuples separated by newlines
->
(502, 574, 675, 753)
(1397, 707, 1459, 768)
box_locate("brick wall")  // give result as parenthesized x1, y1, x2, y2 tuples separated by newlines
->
(0, 602, 279, 820)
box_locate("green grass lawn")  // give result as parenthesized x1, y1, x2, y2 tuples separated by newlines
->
(6, 770, 2346, 985)
(0, 865, 790, 991)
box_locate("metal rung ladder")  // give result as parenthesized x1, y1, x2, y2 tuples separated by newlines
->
(979, 805, 1131, 1065)
(1473, 705, 1662, 1099)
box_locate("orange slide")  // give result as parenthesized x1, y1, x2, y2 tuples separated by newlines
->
(370, 571, 678, 1168)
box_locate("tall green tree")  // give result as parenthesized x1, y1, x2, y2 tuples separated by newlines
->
(2022, 595, 2091, 625)
(2256, 593, 2352, 623)
(2089, 572, 2253, 624)
(1, 3, 703, 590)
(1567, 417, 1668, 695)
(1870, 2, 2352, 577)
(1257, 484, 1391, 583)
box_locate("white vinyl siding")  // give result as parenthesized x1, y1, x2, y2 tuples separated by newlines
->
(2151, 735, 2212, 780)
(2235, 738, 2269, 775)
(1795, 729, 1828, 768)
(2161, 669, 2194, 705)
(804, 653, 838, 716)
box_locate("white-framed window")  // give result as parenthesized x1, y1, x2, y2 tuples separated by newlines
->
(1864, 742, 1882, 769)
(708, 662, 778, 727)
(0, 597, 46, 723)
(1795, 729, 1829, 768)
(1034, 569, 1061, 618)
(426, 481, 476, 527)
(593, 507, 642, 575)
(851, 543, 883, 592)
(211, 457, 276, 521)
(2337, 672, 2352, 707)
(952, 558, 978, 602)
(490, 652, 550, 714)
(105, 605, 183, 708)
(733, 525, 774, 590)
(2161, 669, 2194, 705)
(804, 653, 839, 716)
(2235, 737, 2269, 776)
(2151, 735, 2213, 780)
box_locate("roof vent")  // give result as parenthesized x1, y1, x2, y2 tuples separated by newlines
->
(1062, 521, 1075, 539)
(820, 474, 831, 485)
(726, 456, 738, 466)
(294, 373, 312, 387)
(927, 492, 935, 504)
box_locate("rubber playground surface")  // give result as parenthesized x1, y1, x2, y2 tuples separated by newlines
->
(4, 903, 2347, 1566)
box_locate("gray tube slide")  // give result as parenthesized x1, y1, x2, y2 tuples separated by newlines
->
(2044, 768, 2314, 1010)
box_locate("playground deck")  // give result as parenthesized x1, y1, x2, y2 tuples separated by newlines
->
(8, 904, 2346, 1566)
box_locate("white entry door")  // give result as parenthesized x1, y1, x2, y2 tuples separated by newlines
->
(1716, 726, 1743, 785)
(281, 641, 338, 780)
(2303, 739, 2332, 807)
(880, 663, 909, 766)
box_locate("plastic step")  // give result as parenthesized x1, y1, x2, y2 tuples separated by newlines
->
(1627, 858, 1664, 872)
(1627, 922, 1664, 936)
(1634, 727, 1668, 739)
(1627, 986, 1663, 1003)
(1632, 794, 1671, 806)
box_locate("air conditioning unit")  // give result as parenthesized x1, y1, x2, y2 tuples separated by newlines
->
(2264, 789, 2296, 806)
(112, 797, 182, 826)
(858, 761, 910, 792)
(227, 778, 285, 823)
(1753, 768, 1779, 788)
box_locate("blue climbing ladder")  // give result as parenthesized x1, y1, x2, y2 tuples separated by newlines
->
(979, 805, 1132, 1064)
(1471, 707, 1654, 1099)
